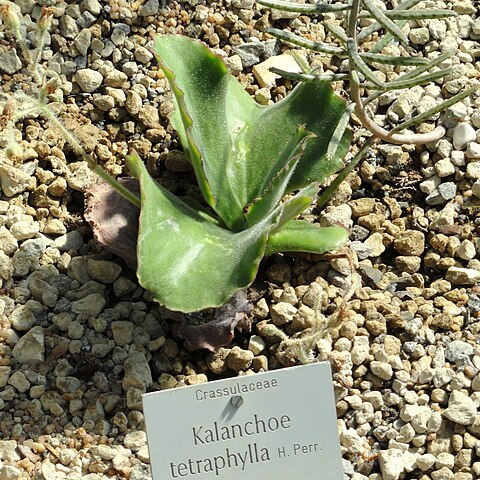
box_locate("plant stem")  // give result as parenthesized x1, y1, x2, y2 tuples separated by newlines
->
(347, 0, 446, 145)
(349, 71, 446, 144)
(39, 105, 141, 207)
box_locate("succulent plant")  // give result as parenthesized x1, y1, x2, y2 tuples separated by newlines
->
(126, 34, 353, 312)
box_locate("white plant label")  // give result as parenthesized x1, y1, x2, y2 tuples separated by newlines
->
(143, 362, 343, 480)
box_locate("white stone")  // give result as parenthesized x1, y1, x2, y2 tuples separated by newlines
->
(419, 175, 441, 194)
(0, 164, 35, 197)
(416, 453, 436, 471)
(9, 220, 39, 240)
(434, 158, 456, 177)
(351, 336, 370, 365)
(248, 335, 266, 355)
(457, 240, 476, 260)
(253, 54, 302, 89)
(453, 123, 476, 150)
(270, 302, 297, 326)
(443, 390, 477, 425)
(370, 361, 393, 380)
(75, 68, 103, 93)
(320, 204, 352, 229)
(466, 142, 480, 159)
(445, 266, 480, 285)
(124, 431, 147, 451)
(466, 161, 480, 180)
(451, 150, 465, 166)
(378, 449, 405, 480)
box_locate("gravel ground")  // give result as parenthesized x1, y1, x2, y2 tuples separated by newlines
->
(1, 0, 480, 479)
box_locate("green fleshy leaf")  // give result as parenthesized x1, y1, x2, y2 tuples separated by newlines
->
(127, 153, 280, 313)
(362, 0, 409, 44)
(360, 52, 429, 66)
(267, 28, 346, 56)
(273, 183, 319, 232)
(265, 220, 348, 256)
(245, 127, 314, 227)
(347, 38, 385, 88)
(153, 35, 351, 230)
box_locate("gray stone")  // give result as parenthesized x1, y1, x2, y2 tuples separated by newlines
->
(70, 293, 106, 317)
(74, 28, 92, 56)
(139, 0, 159, 16)
(122, 351, 152, 392)
(10, 304, 36, 331)
(60, 15, 79, 39)
(111, 321, 134, 346)
(232, 40, 279, 68)
(87, 259, 122, 284)
(425, 182, 457, 205)
(445, 340, 474, 363)
(77, 11, 97, 28)
(54, 230, 84, 252)
(7, 370, 30, 393)
(0, 48, 22, 74)
(11, 326, 45, 365)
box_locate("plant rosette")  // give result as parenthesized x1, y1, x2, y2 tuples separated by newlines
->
(123, 35, 352, 314)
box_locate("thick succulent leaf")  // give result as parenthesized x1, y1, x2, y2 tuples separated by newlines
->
(274, 183, 319, 232)
(250, 80, 351, 193)
(245, 127, 313, 227)
(153, 35, 350, 229)
(265, 220, 348, 256)
(127, 153, 280, 313)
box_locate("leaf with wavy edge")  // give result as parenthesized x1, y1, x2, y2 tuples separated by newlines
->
(245, 126, 314, 227)
(127, 152, 281, 313)
(153, 35, 350, 231)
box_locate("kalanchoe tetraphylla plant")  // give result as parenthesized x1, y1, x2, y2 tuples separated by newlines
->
(125, 34, 353, 313)
(257, 0, 478, 147)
